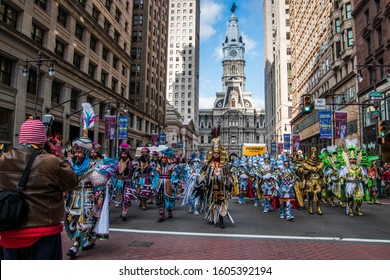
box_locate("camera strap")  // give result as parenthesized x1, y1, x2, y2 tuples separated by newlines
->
(17, 149, 38, 193)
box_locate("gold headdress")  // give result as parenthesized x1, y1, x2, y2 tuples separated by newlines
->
(206, 127, 228, 165)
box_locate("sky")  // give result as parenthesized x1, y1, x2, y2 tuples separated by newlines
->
(199, 0, 265, 109)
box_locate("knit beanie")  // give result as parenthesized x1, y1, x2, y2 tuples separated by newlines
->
(19, 119, 47, 145)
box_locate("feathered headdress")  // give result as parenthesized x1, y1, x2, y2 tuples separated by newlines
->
(82, 103, 98, 136)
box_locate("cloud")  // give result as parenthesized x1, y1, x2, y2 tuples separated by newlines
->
(200, 0, 224, 42)
(199, 96, 217, 109)
(241, 32, 259, 57)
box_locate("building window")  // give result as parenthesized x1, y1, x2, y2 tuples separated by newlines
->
(345, 3, 352, 19)
(104, 18, 111, 33)
(75, 22, 84, 40)
(101, 71, 107, 86)
(73, 52, 82, 69)
(111, 78, 117, 92)
(92, 5, 100, 22)
(347, 28, 353, 47)
(377, 26, 383, 47)
(0, 2, 17, 29)
(122, 65, 126, 76)
(366, 36, 372, 55)
(112, 55, 119, 69)
(136, 117, 142, 130)
(88, 62, 96, 78)
(57, 6, 68, 27)
(55, 39, 65, 58)
(31, 23, 44, 45)
(130, 82, 141, 94)
(131, 65, 141, 76)
(134, 0, 144, 9)
(375, 0, 381, 13)
(90, 35, 98, 52)
(114, 30, 120, 43)
(115, 7, 121, 22)
(27, 70, 37, 95)
(133, 15, 143, 25)
(132, 31, 142, 42)
(70, 89, 79, 110)
(76, 0, 86, 7)
(102, 47, 109, 61)
(335, 18, 341, 33)
(105, 0, 112, 11)
(34, 0, 46, 10)
(51, 80, 61, 103)
(0, 55, 12, 86)
(131, 48, 142, 59)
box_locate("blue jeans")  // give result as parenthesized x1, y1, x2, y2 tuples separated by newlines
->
(3, 233, 62, 260)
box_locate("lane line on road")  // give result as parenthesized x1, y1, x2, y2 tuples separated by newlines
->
(109, 228, 390, 244)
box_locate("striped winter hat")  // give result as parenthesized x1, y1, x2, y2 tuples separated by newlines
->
(72, 137, 93, 154)
(19, 119, 47, 145)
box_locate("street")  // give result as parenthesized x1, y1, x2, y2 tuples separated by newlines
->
(61, 197, 390, 260)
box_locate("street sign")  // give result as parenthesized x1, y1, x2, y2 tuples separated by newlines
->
(314, 98, 326, 110)
(371, 110, 380, 118)
(369, 91, 383, 100)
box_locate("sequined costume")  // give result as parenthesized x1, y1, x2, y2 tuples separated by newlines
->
(339, 139, 368, 217)
(258, 153, 277, 213)
(64, 138, 116, 258)
(274, 155, 297, 221)
(303, 147, 325, 215)
(195, 136, 234, 228)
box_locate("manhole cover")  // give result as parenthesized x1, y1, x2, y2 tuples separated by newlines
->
(129, 241, 154, 247)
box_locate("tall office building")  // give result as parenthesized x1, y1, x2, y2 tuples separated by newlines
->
(166, 0, 200, 133)
(263, 0, 292, 153)
(290, 0, 358, 155)
(130, 0, 169, 137)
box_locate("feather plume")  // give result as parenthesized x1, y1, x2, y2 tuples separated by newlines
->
(82, 103, 98, 130)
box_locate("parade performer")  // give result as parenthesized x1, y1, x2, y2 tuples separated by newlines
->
(155, 148, 178, 222)
(181, 153, 203, 215)
(137, 147, 153, 210)
(303, 147, 325, 215)
(65, 103, 116, 258)
(111, 143, 138, 221)
(321, 145, 345, 207)
(259, 153, 278, 213)
(274, 155, 298, 221)
(291, 150, 306, 209)
(361, 143, 381, 205)
(195, 134, 234, 228)
(339, 139, 368, 217)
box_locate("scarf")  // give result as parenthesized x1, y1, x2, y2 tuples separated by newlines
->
(72, 155, 91, 176)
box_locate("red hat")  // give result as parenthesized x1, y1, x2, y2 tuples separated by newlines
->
(19, 119, 47, 145)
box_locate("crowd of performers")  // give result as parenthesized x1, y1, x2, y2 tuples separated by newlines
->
(62, 132, 383, 258)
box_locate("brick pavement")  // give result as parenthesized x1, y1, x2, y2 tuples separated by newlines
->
(61, 231, 390, 260)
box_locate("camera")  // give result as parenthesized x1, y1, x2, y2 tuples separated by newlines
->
(42, 114, 54, 137)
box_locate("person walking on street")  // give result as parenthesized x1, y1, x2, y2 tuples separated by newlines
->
(0, 119, 78, 260)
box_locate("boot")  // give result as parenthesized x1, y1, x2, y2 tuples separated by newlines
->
(317, 202, 323, 215)
(254, 198, 259, 207)
(280, 205, 285, 219)
(157, 208, 165, 222)
(309, 200, 314, 214)
(218, 215, 225, 228)
(286, 203, 294, 221)
(348, 200, 354, 217)
(141, 199, 147, 210)
(168, 208, 173, 218)
(373, 196, 381, 205)
(194, 207, 199, 216)
(263, 198, 269, 213)
(238, 193, 245, 204)
(356, 201, 363, 216)
(329, 196, 335, 207)
(339, 200, 345, 208)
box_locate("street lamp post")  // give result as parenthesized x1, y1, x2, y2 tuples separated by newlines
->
(107, 100, 128, 158)
(22, 51, 56, 119)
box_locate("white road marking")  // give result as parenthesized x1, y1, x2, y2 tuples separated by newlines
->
(109, 228, 390, 244)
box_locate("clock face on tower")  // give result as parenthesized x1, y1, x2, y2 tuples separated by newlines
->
(230, 50, 238, 57)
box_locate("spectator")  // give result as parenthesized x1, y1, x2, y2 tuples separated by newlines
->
(0, 119, 78, 260)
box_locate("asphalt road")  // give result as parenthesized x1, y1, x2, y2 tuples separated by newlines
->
(108, 197, 390, 242)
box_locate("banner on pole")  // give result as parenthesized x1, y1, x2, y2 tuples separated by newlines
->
(292, 134, 300, 151)
(277, 143, 283, 155)
(283, 134, 291, 150)
(319, 110, 332, 139)
(335, 111, 348, 139)
(271, 142, 276, 155)
(105, 115, 116, 140)
(117, 115, 129, 140)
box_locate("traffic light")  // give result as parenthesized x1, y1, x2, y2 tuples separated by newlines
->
(302, 95, 312, 114)
(379, 121, 386, 137)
